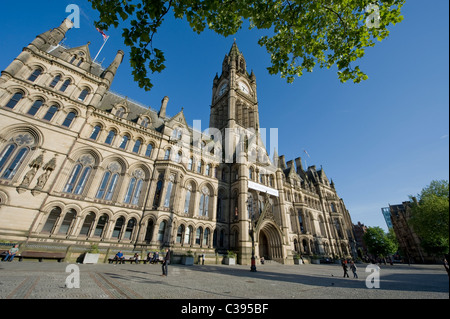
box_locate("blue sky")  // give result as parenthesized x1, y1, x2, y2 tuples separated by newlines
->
(0, 1, 448, 231)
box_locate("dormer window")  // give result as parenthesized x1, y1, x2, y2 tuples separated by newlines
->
(115, 107, 125, 118)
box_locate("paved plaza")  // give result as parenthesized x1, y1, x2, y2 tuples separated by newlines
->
(0, 260, 448, 300)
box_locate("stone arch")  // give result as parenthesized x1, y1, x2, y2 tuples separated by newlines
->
(257, 221, 284, 262)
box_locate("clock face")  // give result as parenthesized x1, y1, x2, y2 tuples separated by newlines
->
(218, 83, 227, 96)
(239, 82, 249, 94)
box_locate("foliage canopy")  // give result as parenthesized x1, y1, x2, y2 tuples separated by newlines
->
(87, 0, 405, 91)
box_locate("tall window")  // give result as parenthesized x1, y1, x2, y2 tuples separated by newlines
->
(195, 227, 202, 245)
(0, 133, 35, 180)
(188, 157, 193, 170)
(153, 179, 163, 207)
(62, 111, 77, 127)
(58, 209, 76, 235)
(132, 139, 142, 153)
(163, 176, 174, 208)
(145, 144, 153, 157)
(94, 214, 108, 237)
(119, 134, 129, 150)
(43, 105, 58, 121)
(63, 154, 94, 195)
(112, 217, 124, 238)
(184, 185, 192, 214)
(124, 169, 145, 205)
(184, 226, 192, 245)
(41, 207, 61, 233)
(205, 164, 211, 176)
(157, 221, 166, 242)
(78, 89, 89, 101)
(89, 125, 102, 140)
(49, 75, 61, 88)
(199, 186, 210, 217)
(203, 228, 210, 246)
(27, 68, 42, 82)
(59, 79, 71, 92)
(27, 99, 44, 116)
(79, 212, 95, 236)
(95, 162, 120, 200)
(176, 225, 184, 244)
(4, 92, 23, 109)
(105, 130, 116, 145)
(124, 218, 136, 240)
(115, 107, 125, 118)
(197, 161, 202, 173)
(164, 148, 171, 160)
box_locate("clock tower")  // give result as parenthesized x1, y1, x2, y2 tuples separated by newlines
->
(210, 42, 260, 132)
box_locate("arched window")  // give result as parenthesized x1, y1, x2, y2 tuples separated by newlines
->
(124, 218, 136, 240)
(197, 161, 202, 173)
(49, 75, 61, 88)
(94, 214, 108, 237)
(205, 164, 211, 176)
(163, 176, 174, 208)
(58, 209, 76, 235)
(0, 133, 35, 180)
(176, 225, 184, 244)
(132, 139, 142, 154)
(78, 89, 90, 101)
(27, 68, 42, 82)
(77, 58, 84, 67)
(89, 125, 102, 140)
(164, 148, 171, 160)
(96, 162, 120, 200)
(219, 229, 225, 247)
(184, 189, 191, 214)
(42, 207, 61, 233)
(79, 212, 95, 236)
(195, 227, 202, 245)
(124, 169, 145, 205)
(59, 79, 71, 92)
(112, 217, 124, 238)
(199, 186, 210, 217)
(105, 130, 116, 145)
(63, 154, 94, 195)
(69, 56, 76, 64)
(249, 167, 253, 180)
(145, 144, 153, 157)
(184, 226, 192, 245)
(5, 92, 23, 109)
(27, 99, 44, 116)
(43, 105, 59, 121)
(144, 219, 154, 243)
(175, 151, 182, 163)
(203, 228, 210, 246)
(188, 157, 193, 170)
(62, 111, 77, 127)
(157, 221, 166, 242)
(153, 180, 163, 207)
(119, 134, 129, 150)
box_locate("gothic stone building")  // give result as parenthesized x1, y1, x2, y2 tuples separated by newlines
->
(0, 19, 356, 264)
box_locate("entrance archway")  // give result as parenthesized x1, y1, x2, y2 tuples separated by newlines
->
(257, 222, 284, 262)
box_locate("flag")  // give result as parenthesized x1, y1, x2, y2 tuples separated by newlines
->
(303, 149, 310, 158)
(96, 28, 109, 41)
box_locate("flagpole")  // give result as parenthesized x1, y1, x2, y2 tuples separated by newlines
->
(93, 36, 109, 62)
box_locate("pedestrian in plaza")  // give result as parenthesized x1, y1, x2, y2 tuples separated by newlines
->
(161, 248, 170, 277)
(350, 260, 358, 278)
(133, 252, 139, 264)
(151, 251, 159, 264)
(444, 254, 449, 277)
(342, 260, 349, 278)
(2, 244, 19, 262)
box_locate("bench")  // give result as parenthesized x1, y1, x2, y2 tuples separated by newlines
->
(1, 249, 21, 261)
(18, 251, 66, 262)
(108, 255, 163, 264)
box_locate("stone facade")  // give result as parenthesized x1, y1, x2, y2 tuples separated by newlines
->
(0, 19, 356, 264)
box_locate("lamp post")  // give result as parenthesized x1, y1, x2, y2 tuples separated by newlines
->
(247, 199, 257, 272)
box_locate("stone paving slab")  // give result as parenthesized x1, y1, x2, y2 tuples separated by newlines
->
(0, 261, 448, 300)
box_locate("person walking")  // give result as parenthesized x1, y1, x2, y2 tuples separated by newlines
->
(342, 260, 349, 278)
(350, 261, 358, 278)
(161, 248, 170, 277)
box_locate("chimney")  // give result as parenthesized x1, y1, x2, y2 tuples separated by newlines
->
(159, 96, 169, 118)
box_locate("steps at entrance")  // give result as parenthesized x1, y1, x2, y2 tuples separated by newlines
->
(262, 259, 281, 265)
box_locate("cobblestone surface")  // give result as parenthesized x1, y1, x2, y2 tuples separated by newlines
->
(1, 261, 448, 300)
